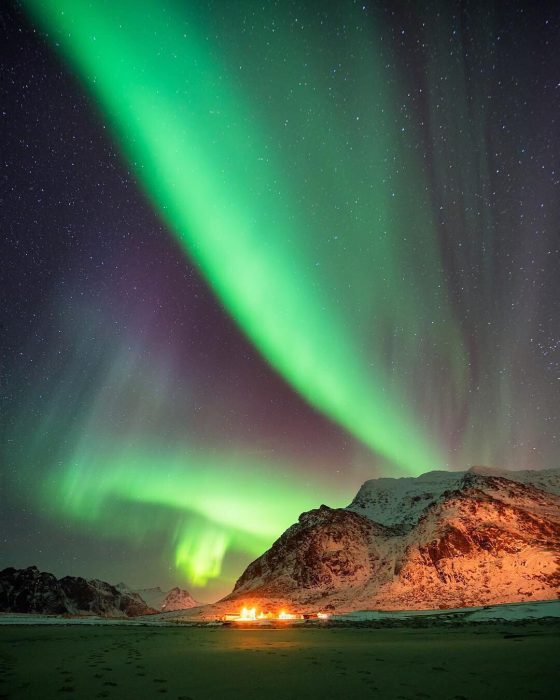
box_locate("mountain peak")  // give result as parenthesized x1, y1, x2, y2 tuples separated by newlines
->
(134, 586, 199, 612)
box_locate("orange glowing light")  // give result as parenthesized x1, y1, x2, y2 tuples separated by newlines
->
(227, 607, 305, 622)
(278, 610, 297, 620)
(239, 607, 256, 620)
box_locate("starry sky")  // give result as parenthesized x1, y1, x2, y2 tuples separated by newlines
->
(1, 0, 559, 602)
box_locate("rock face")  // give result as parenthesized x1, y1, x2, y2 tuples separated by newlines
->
(116, 584, 199, 612)
(0, 567, 156, 617)
(226, 467, 560, 612)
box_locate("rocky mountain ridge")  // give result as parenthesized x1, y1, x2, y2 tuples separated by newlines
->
(224, 466, 560, 612)
(347, 466, 560, 527)
(0, 566, 156, 617)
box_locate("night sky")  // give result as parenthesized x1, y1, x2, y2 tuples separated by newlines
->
(1, 0, 559, 602)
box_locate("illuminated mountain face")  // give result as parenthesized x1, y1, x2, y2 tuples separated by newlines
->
(227, 468, 560, 611)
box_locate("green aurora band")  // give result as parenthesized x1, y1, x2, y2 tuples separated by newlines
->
(45, 444, 336, 586)
(14, 306, 352, 591)
(19, 0, 472, 590)
(23, 0, 466, 473)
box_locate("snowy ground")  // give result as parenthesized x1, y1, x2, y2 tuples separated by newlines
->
(332, 598, 560, 622)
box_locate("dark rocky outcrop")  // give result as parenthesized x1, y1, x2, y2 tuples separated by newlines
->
(0, 566, 156, 617)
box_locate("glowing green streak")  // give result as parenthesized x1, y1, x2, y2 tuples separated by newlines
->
(51, 447, 321, 540)
(24, 0, 466, 474)
(41, 444, 345, 585)
(12, 306, 356, 589)
(175, 526, 230, 587)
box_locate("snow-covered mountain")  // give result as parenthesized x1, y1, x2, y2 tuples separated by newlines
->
(116, 583, 199, 611)
(223, 467, 560, 612)
(347, 466, 560, 527)
(0, 567, 156, 617)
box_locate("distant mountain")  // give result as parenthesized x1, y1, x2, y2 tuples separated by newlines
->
(0, 566, 156, 617)
(224, 467, 560, 612)
(116, 583, 199, 611)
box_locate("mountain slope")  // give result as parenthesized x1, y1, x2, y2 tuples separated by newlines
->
(224, 467, 560, 612)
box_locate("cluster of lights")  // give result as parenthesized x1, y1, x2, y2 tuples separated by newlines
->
(229, 607, 330, 622)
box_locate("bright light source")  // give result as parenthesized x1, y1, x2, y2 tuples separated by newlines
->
(278, 610, 297, 620)
(239, 607, 256, 620)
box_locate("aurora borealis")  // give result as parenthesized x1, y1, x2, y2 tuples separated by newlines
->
(2, 0, 559, 601)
